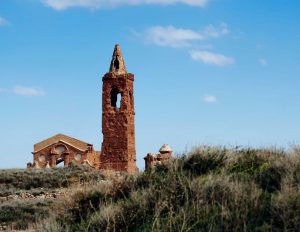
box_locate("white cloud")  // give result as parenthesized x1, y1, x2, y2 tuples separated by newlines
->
(190, 50, 234, 67)
(144, 26, 203, 47)
(143, 23, 229, 47)
(13, 86, 45, 96)
(0, 16, 8, 26)
(202, 22, 229, 38)
(259, 58, 268, 67)
(203, 95, 217, 103)
(42, 0, 101, 10)
(146, 0, 207, 5)
(141, 24, 233, 66)
(41, 0, 208, 10)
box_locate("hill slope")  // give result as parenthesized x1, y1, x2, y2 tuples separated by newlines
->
(1, 146, 300, 231)
(0, 165, 104, 230)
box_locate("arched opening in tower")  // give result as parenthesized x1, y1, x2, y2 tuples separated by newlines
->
(113, 56, 120, 71)
(111, 88, 122, 109)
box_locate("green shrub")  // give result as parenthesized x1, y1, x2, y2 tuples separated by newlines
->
(255, 166, 285, 193)
(69, 191, 106, 223)
(183, 147, 227, 175)
(22, 146, 300, 232)
(273, 185, 300, 231)
(228, 149, 266, 176)
(0, 200, 52, 230)
(0, 166, 104, 197)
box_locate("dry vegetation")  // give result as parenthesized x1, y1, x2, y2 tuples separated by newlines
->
(0, 165, 104, 230)
(1, 146, 300, 231)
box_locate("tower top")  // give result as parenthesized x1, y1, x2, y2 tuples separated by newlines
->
(109, 44, 127, 75)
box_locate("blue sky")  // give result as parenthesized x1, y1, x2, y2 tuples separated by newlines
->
(1, 0, 300, 169)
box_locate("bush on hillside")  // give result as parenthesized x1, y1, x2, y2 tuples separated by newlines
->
(0, 165, 104, 197)
(255, 165, 285, 193)
(3, 146, 299, 231)
(0, 199, 52, 230)
(183, 146, 227, 175)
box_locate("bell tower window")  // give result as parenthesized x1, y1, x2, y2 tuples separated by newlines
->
(111, 88, 122, 109)
(113, 55, 119, 71)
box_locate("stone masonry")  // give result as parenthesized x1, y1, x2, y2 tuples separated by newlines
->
(144, 144, 173, 170)
(100, 45, 137, 173)
(29, 134, 98, 169)
(30, 45, 139, 173)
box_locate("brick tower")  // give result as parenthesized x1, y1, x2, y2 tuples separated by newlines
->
(100, 44, 137, 173)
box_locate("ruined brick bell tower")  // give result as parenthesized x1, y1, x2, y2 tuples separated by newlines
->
(100, 44, 137, 173)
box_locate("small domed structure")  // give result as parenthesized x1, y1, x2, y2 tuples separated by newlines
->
(144, 144, 173, 170)
(159, 144, 173, 154)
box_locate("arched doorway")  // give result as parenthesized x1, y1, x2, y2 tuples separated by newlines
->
(56, 157, 65, 167)
(50, 144, 69, 168)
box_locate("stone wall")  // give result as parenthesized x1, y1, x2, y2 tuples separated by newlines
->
(100, 72, 137, 173)
(32, 142, 97, 168)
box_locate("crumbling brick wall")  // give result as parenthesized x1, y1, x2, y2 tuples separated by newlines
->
(100, 45, 137, 173)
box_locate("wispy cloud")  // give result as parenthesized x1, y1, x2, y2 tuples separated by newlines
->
(259, 58, 268, 67)
(202, 22, 229, 38)
(0, 16, 9, 26)
(13, 86, 45, 96)
(139, 23, 234, 66)
(203, 95, 217, 103)
(143, 23, 229, 47)
(144, 26, 203, 47)
(41, 0, 208, 10)
(190, 50, 234, 67)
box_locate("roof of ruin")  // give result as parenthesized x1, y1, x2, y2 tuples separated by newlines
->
(34, 133, 92, 153)
(159, 144, 173, 153)
(109, 44, 127, 75)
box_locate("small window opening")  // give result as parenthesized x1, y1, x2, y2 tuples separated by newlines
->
(56, 158, 64, 167)
(116, 93, 121, 108)
(114, 55, 120, 70)
(111, 88, 122, 109)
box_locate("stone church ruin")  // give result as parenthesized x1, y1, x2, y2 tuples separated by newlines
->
(28, 44, 172, 172)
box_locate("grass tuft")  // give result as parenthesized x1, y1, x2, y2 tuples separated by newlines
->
(2, 146, 300, 231)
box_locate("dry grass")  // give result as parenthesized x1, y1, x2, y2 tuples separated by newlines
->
(0, 165, 104, 230)
(27, 146, 300, 232)
(1, 146, 300, 231)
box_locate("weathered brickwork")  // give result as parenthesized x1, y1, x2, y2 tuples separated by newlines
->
(144, 144, 173, 170)
(100, 45, 137, 173)
(30, 45, 138, 173)
(29, 134, 98, 169)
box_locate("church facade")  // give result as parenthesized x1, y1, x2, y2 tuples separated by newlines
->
(28, 45, 138, 173)
(29, 133, 99, 169)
